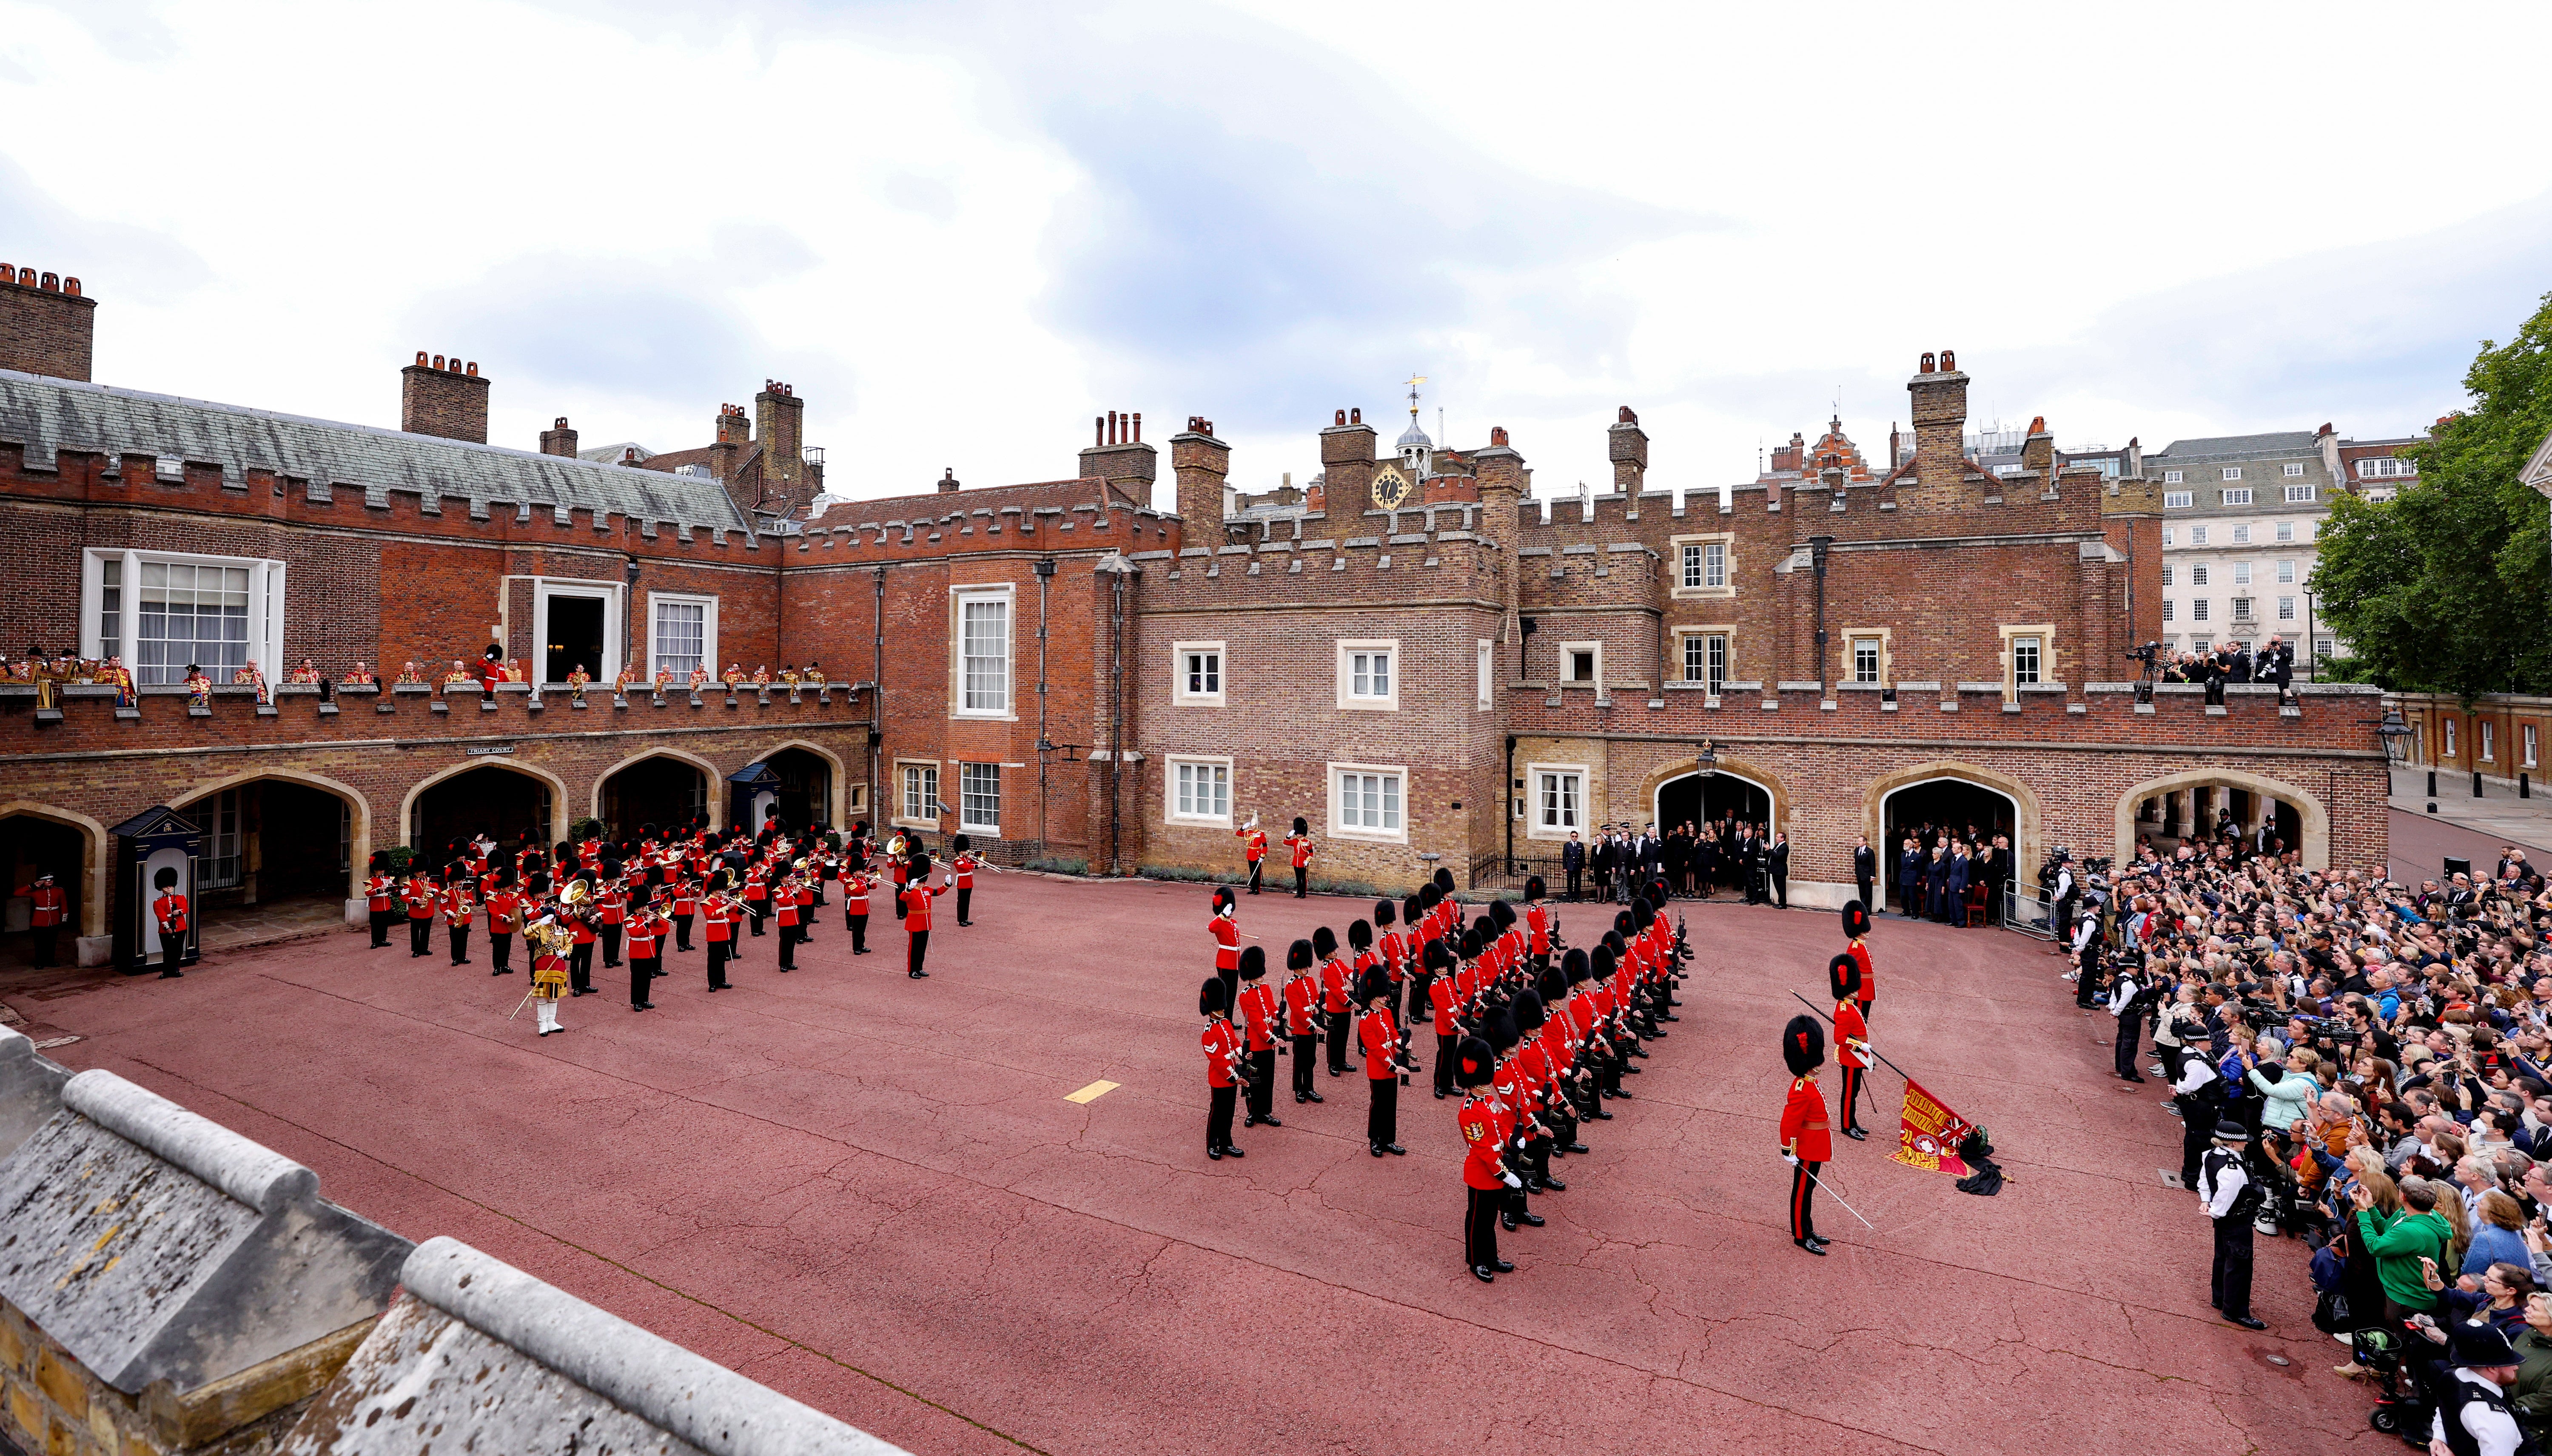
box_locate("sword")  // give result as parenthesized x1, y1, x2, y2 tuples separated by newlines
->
(1792, 1160, 1877, 1229)
(1789, 991, 1914, 1083)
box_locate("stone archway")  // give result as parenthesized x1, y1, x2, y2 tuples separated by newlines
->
(757, 738, 851, 828)
(0, 800, 111, 942)
(1863, 760, 2042, 874)
(169, 766, 371, 910)
(1635, 751, 1790, 837)
(399, 759, 572, 853)
(590, 747, 723, 836)
(2115, 767, 2330, 869)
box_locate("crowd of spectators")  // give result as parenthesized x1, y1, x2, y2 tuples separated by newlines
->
(2074, 827, 2552, 1447)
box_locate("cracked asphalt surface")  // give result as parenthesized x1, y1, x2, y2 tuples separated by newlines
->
(27, 878, 2376, 1454)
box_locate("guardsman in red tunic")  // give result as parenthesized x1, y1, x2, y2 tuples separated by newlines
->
(703, 876, 736, 990)
(1359, 970, 1406, 1156)
(403, 872, 439, 958)
(625, 903, 663, 1011)
(1780, 1015, 1833, 1254)
(1522, 876, 1552, 976)
(1234, 813, 1268, 895)
(775, 873, 803, 970)
(951, 834, 979, 926)
(441, 874, 476, 966)
(595, 879, 627, 967)
(1488, 1016, 1547, 1231)
(841, 866, 873, 954)
(898, 847, 948, 979)
(671, 878, 699, 953)
(27, 871, 66, 969)
(1404, 891, 1437, 1027)
(1280, 938, 1322, 1104)
(1235, 946, 1280, 1128)
(1201, 976, 1246, 1160)
(150, 866, 189, 978)
(1374, 899, 1407, 1027)
(743, 864, 769, 938)
(1282, 816, 1315, 899)
(566, 886, 598, 994)
(1455, 1035, 1515, 1282)
(1831, 953, 1875, 1140)
(1426, 942, 1460, 1098)
(1314, 926, 1352, 1076)
(485, 874, 522, 976)
(1207, 887, 1242, 1010)
(364, 854, 397, 949)
(1843, 900, 1875, 1021)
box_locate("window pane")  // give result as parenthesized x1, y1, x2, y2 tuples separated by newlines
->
(960, 763, 1000, 832)
(1381, 775, 1399, 828)
(1705, 542, 1726, 588)
(1681, 544, 1702, 589)
(961, 598, 1010, 711)
(1707, 635, 1726, 690)
(655, 601, 705, 676)
(1372, 652, 1389, 697)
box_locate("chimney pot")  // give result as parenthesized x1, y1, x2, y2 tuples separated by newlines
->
(1940, 348, 1955, 371)
(1490, 425, 1509, 447)
(1094, 415, 1105, 446)
(1133, 412, 1141, 443)
(416, 350, 429, 365)
(1350, 407, 1361, 425)
(63, 277, 79, 296)
(0, 264, 14, 283)
(1334, 409, 1346, 427)
(938, 467, 961, 494)
(465, 361, 478, 377)
(38, 272, 58, 292)
(432, 354, 445, 370)
(1920, 352, 1935, 374)
(555, 416, 568, 428)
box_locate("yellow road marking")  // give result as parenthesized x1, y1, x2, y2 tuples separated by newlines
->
(1064, 1080, 1118, 1104)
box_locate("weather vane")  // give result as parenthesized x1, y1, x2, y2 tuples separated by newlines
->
(1406, 373, 1426, 420)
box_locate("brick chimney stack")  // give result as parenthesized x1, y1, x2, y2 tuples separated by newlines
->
(755, 381, 808, 514)
(539, 416, 579, 457)
(1903, 349, 1970, 509)
(937, 467, 961, 494)
(2021, 414, 2055, 476)
(1171, 418, 1231, 529)
(1078, 410, 1159, 506)
(1319, 407, 1378, 515)
(1474, 424, 1528, 636)
(0, 265, 97, 381)
(1609, 406, 1649, 494)
(400, 352, 490, 443)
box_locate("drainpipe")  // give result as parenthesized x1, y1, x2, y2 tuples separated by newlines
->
(1034, 557, 1055, 866)
(1108, 566, 1125, 875)
(871, 566, 886, 831)
(1809, 534, 1834, 698)
(1504, 733, 1518, 876)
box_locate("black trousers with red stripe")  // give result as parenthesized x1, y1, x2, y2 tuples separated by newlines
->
(1465, 1185, 1502, 1271)
(1789, 1160, 1822, 1242)
(1839, 1065, 1866, 1132)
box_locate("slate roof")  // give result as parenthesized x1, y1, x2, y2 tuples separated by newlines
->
(0, 370, 753, 533)
(2148, 430, 2321, 459)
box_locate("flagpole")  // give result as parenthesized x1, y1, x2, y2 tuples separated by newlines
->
(1789, 990, 1916, 1083)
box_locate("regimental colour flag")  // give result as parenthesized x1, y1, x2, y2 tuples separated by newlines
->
(1894, 1076, 1975, 1176)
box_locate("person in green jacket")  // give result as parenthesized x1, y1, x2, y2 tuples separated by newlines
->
(2355, 1180, 2455, 1320)
(2511, 1294, 2552, 1447)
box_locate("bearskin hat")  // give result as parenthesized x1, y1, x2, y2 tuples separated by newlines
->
(1433, 867, 1457, 896)
(1419, 883, 1443, 911)
(1355, 968, 1391, 1006)
(1602, 930, 1626, 958)
(1213, 884, 1236, 913)
(1312, 924, 1339, 959)
(1488, 1011, 1522, 1054)
(1349, 918, 1373, 951)
(1455, 1035, 1496, 1089)
(1239, 945, 1267, 981)
(1539, 966, 1569, 1002)
(953, 834, 972, 853)
(1424, 940, 1454, 973)
(1200, 976, 1232, 1016)
(1401, 895, 1422, 928)
(1287, 938, 1316, 972)
(1782, 1014, 1826, 1076)
(1828, 951, 1860, 1002)
(1589, 944, 1616, 981)
(1293, 816, 1309, 835)
(1561, 948, 1590, 985)
(1472, 913, 1497, 944)
(1843, 899, 1871, 940)
(1489, 900, 1517, 933)
(1524, 874, 1546, 901)
(908, 846, 932, 876)
(1630, 896, 1652, 926)
(1459, 927, 1484, 961)
(1613, 909, 1636, 938)
(1514, 990, 1546, 1032)
(1374, 898, 1396, 927)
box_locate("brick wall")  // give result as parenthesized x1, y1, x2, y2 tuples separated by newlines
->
(0, 270, 97, 381)
(397, 356, 488, 443)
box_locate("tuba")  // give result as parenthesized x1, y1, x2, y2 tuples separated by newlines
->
(558, 879, 592, 907)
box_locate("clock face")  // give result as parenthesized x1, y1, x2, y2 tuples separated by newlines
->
(1371, 466, 1411, 510)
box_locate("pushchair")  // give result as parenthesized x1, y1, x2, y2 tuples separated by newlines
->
(2350, 1322, 2444, 1442)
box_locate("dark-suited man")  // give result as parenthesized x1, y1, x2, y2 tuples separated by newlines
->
(1896, 839, 1922, 918)
(1940, 845, 1971, 925)
(1590, 831, 1616, 901)
(1984, 835, 2013, 925)
(1767, 833, 1791, 909)
(1561, 831, 1585, 900)
(1852, 835, 1877, 915)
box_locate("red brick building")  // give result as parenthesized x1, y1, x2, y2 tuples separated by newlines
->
(0, 269, 2388, 965)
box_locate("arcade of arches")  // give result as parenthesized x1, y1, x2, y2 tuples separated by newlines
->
(2131, 782, 2302, 856)
(1880, 778, 2018, 856)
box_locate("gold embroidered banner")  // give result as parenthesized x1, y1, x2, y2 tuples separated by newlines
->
(1895, 1076, 1974, 1176)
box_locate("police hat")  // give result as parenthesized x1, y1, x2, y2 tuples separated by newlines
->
(1455, 1035, 1495, 1088)
(1524, 875, 1546, 901)
(1561, 948, 1590, 985)
(1515, 990, 1546, 1032)
(1374, 898, 1396, 927)
(1287, 938, 1316, 971)
(1348, 918, 1373, 950)
(2452, 1324, 2522, 1370)
(1199, 977, 1231, 1016)
(1239, 945, 1267, 981)
(1829, 952, 1861, 1002)
(1842, 899, 1871, 939)
(2211, 1120, 2249, 1144)
(1313, 924, 1339, 959)
(1783, 1015, 1826, 1076)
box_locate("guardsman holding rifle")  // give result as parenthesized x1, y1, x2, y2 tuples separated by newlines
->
(1359, 970, 1408, 1157)
(1456, 1035, 1518, 1283)
(1236, 813, 1268, 895)
(1208, 887, 1242, 1010)
(1236, 947, 1281, 1128)
(1282, 939, 1322, 1104)
(1316, 926, 1352, 1076)
(1202, 976, 1246, 1160)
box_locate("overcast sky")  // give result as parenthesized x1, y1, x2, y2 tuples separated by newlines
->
(8, 0, 2550, 508)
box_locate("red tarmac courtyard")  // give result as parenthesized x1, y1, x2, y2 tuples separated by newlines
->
(11, 876, 2376, 1455)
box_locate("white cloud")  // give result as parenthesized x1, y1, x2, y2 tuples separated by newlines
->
(4, 0, 2547, 505)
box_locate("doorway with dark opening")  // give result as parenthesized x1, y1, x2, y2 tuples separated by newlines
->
(545, 596, 606, 684)
(760, 748, 832, 836)
(601, 756, 709, 840)
(413, 766, 553, 864)
(2, 813, 86, 970)
(174, 779, 354, 951)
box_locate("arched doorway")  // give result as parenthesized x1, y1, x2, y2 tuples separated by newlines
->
(2116, 768, 2326, 868)
(410, 765, 556, 862)
(1880, 776, 2017, 852)
(758, 746, 835, 835)
(1655, 770, 1772, 835)
(2, 812, 88, 969)
(598, 754, 710, 839)
(166, 774, 364, 949)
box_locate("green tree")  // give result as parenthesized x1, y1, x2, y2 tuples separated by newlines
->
(2314, 290, 2552, 697)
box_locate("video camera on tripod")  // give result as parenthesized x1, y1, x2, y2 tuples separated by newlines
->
(2124, 640, 2162, 702)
